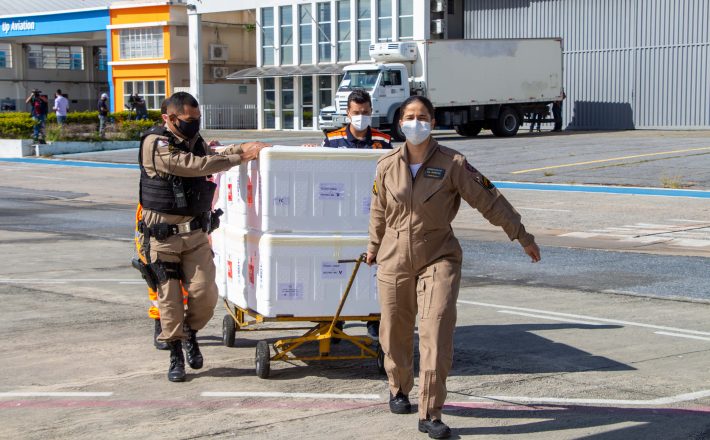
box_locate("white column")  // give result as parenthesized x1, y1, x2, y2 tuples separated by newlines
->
(413, 0, 428, 41)
(350, 0, 357, 63)
(275, 77, 282, 129)
(257, 77, 264, 130)
(313, 74, 321, 129)
(188, 11, 203, 103)
(392, 0, 399, 41)
(294, 76, 302, 129)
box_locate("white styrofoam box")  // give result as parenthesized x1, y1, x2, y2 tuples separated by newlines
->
(212, 172, 227, 217)
(211, 226, 227, 299)
(247, 146, 387, 233)
(246, 232, 379, 318)
(220, 163, 249, 229)
(220, 226, 249, 309)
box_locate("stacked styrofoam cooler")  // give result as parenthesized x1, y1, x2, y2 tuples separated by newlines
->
(213, 146, 387, 318)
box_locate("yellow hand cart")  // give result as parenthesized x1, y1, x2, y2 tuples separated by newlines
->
(221, 253, 384, 378)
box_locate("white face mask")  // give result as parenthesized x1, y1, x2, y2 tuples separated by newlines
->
(349, 114, 372, 131)
(401, 120, 432, 145)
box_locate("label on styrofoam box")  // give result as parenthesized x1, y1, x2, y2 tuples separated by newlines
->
(278, 283, 304, 300)
(321, 261, 346, 279)
(318, 182, 345, 200)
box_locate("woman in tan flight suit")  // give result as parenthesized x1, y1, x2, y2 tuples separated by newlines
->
(367, 96, 541, 439)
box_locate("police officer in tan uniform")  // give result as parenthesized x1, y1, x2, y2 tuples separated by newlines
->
(135, 92, 269, 382)
(367, 96, 541, 439)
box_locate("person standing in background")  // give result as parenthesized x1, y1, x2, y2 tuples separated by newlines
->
(98, 93, 109, 138)
(53, 89, 69, 127)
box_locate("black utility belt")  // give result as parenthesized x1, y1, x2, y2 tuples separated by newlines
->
(139, 209, 222, 241)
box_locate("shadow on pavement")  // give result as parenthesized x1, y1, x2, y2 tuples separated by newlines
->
(442, 404, 710, 440)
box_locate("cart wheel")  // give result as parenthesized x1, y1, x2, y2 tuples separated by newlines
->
(376, 344, 386, 375)
(332, 320, 344, 345)
(222, 314, 237, 347)
(255, 340, 271, 379)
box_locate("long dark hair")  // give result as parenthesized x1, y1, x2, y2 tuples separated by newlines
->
(399, 95, 435, 120)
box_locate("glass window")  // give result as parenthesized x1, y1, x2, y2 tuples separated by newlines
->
(26, 44, 84, 70)
(377, 0, 392, 42)
(299, 5, 313, 64)
(318, 75, 333, 110)
(280, 6, 293, 65)
(119, 27, 163, 59)
(301, 76, 313, 128)
(263, 77, 276, 129)
(282, 77, 295, 129)
(357, 0, 371, 61)
(337, 1, 351, 62)
(338, 70, 379, 92)
(123, 80, 166, 110)
(0, 43, 12, 68)
(398, 0, 413, 40)
(262, 8, 275, 66)
(97, 47, 108, 71)
(317, 2, 332, 63)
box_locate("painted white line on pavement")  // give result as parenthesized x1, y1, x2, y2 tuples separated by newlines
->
(497, 310, 604, 326)
(654, 331, 710, 342)
(473, 389, 710, 406)
(459, 300, 710, 337)
(202, 392, 381, 400)
(0, 392, 113, 397)
(0, 279, 141, 284)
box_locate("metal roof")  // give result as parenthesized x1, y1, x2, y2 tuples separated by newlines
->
(0, 0, 156, 18)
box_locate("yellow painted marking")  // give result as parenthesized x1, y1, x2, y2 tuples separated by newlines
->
(511, 146, 710, 174)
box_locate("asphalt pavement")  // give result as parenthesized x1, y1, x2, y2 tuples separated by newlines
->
(1, 129, 709, 439)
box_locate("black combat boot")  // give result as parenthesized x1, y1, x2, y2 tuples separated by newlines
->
(389, 391, 411, 414)
(167, 340, 186, 382)
(418, 418, 451, 439)
(184, 329, 203, 370)
(153, 319, 168, 350)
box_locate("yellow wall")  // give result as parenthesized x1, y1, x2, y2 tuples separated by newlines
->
(109, 5, 176, 110)
(112, 65, 170, 111)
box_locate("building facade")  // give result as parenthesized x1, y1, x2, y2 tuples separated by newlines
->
(190, 0, 431, 130)
(191, 0, 710, 131)
(457, 0, 709, 130)
(0, 1, 257, 116)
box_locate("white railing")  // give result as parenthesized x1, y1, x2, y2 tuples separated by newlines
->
(201, 104, 257, 129)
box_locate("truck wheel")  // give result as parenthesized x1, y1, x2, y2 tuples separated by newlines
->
(492, 107, 520, 137)
(391, 110, 406, 142)
(455, 122, 482, 137)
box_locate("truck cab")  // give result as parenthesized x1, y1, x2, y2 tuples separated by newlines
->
(330, 63, 410, 133)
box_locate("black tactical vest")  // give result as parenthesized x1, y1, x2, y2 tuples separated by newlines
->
(138, 126, 216, 216)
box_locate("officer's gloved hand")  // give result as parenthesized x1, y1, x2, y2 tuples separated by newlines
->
(208, 209, 223, 234)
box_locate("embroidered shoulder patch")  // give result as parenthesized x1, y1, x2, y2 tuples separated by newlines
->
(372, 180, 378, 195)
(423, 167, 446, 179)
(465, 160, 495, 190)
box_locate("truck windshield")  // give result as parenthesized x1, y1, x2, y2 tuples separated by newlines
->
(338, 71, 380, 92)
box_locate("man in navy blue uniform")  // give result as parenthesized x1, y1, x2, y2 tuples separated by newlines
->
(321, 89, 392, 150)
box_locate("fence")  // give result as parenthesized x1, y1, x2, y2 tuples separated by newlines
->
(200, 104, 257, 130)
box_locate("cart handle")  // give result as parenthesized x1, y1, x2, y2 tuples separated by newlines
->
(337, 253, 367, 264)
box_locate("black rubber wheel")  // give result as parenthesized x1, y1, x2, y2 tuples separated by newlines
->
(255, 340, 271, 379)
(376, 344, 386, 375)
(222, 314, 237, 347)
(455, 122, 483, 137)
(331, 320, 345, 345)
(390, 110, 406, 142)
(492, 107, 520, 137)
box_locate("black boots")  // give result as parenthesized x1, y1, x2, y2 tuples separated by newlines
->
(184, 329, 203, 370)
(389, 391, 412, 414)
(418, 419, 451, 439)
(153, 319, 168, 350)
(167, 340, 186, 382)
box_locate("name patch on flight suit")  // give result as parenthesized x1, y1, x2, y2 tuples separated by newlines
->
(465, 161, 495, 190)
(423, 167, 446, 179)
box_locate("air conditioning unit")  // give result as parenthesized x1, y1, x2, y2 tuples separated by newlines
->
(212, 66, 230, 79)
(209, 44, 229, 61)
(431, 19, 446, 35)
(432, 0, 446, 13)
(369, 42, 418, 62)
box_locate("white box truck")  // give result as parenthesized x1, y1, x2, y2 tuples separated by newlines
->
(323, 39, 563, 139)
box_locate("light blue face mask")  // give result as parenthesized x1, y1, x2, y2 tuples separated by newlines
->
(401, 120, 431, 145)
